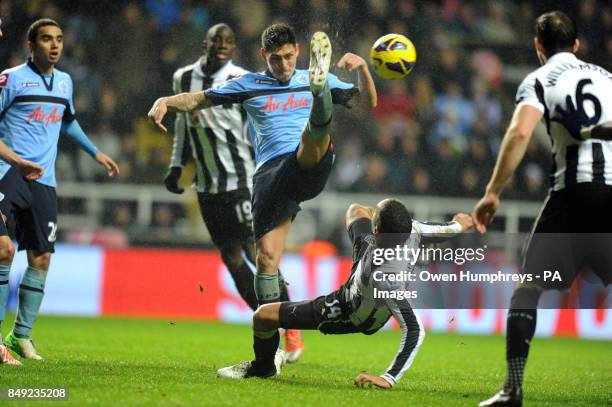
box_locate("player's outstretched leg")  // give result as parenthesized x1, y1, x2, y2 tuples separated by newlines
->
(480, 286, 541, 407)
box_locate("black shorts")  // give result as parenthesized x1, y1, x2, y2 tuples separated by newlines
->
(522, 184, 612, 289)
(198, 188, 253, 247)
(0, 168, 57, 253)
(251, 144, 335, 240)
(279, 290, 362, 335)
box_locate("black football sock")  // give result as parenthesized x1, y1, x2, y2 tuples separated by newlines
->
(252, 330, 280, 373)
(227, 262, 258, 311)
(503, 287, 540, 391)
(278, 271, 290, 302)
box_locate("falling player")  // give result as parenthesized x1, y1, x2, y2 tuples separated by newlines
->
(166, 23, 302, 360)
(0, 19, 119, 364)
(473, 11, 612, 406)
(217, 199, 473, 382)
(148, 23, 377, 376)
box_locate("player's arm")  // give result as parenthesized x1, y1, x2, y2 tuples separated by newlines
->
(583, 121, 612, 140)
(0, 71, 43, 180)
(61, 119, 119, 177)
(355, 298, 424, 389)
(414, 213, 473, 244)
(148, 92, 211, 132)
(473, 104, 542, 233)
(149, 75, 247, 132)
(336, 53, 377, 112)
(165, 72, 194, 194)
(0, 140, 44, 180)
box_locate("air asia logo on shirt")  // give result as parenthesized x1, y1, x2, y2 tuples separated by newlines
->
(261, 93, 310, 113)
(27, 106, 63, 126)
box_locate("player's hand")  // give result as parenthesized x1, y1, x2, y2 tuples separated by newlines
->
(337, 53, 367, 72)
(472, 192, 500, 234)
(148, 97, 169, 132)
(354, 373, 392, 389)
(95, 152, 120, 177)
(452, 213, 474, 232)
(15, 158, 44, 181)
(164, 166, 184, 194)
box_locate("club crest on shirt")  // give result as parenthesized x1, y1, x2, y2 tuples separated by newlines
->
(295, 73, 308, 85)
(58, 80, 68, 95)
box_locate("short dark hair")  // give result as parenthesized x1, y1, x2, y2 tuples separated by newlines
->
(535, 11, 577, 57)
(261, 23, 296, 52)
(374, 199, 413, 234)
(27, 18, 61, 43)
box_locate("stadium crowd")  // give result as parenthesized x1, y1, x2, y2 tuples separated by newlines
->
(1, 0, 610, 238)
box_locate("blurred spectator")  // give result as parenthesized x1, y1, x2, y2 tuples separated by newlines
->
(2, 0, 609, 243)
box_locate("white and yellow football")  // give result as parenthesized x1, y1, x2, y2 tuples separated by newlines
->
(369, 34, 417, 80)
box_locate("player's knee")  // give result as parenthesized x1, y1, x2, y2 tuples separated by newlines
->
(253, 304, 278, 331)
(256, 243, 281, 272)
(0, 238, 15, 264)
(509, 284, 542, 310)
(30, 252, 52, 271)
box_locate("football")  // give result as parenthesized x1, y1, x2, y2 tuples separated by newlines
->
(369, 34, 417, 80)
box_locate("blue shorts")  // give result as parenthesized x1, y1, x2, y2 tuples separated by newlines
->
(0, 169, 57, 253)
(251, 144, 334, 240)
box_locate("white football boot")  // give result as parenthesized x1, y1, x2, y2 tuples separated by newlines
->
(309, 31, 332, 96)
(217, 349, 285, 379)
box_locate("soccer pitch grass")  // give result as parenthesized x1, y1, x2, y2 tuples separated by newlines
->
(0, 316, 610, 406)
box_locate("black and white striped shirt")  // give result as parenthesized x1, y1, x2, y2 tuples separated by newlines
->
(516, 52, 612, 191)
(171, 59, 255, 194)
(342, 220, 462, 386)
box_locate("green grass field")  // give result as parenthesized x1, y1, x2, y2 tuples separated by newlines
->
(0, 315, 610, 406)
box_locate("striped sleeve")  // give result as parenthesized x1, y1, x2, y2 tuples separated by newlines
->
(380, 298, 425, 386)
(170, 69, 192, 168)
(412, 220, 462, 244)
(515, 73, 545, 112)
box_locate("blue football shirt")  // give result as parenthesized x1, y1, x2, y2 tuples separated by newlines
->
(0, 60, 77, 187)
(205, 69, 357, 167)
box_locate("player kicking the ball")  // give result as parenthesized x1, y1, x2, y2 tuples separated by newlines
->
(148, 24, 377, 373)
(217, 199, 473, 383)
(166, 23, 301, 359)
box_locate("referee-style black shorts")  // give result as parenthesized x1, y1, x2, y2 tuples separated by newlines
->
(522, 184, 612, 290)
(198, 188, 254, 248)
(251, 144, 335, 240)
(0, 168, 57, 253)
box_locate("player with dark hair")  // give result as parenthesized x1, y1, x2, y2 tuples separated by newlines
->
(217, 199, 473, 381)
(148, 23, 377, 370)
(0, 18, 119, 363)
(474, 11, 612, 406)
(167, 23, 301, 357)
